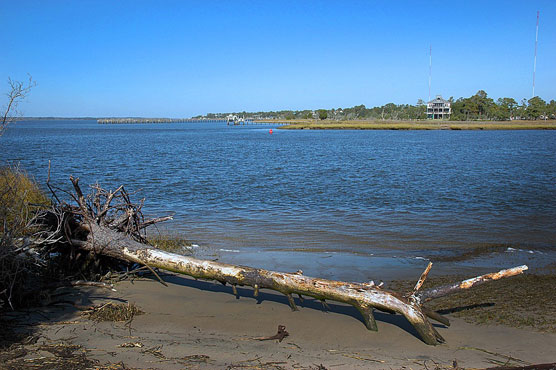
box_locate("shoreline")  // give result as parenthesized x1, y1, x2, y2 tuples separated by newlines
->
(154, 232, 556, 283)
(3, 270, 555, 369)
(16, 118, 556, 130)
(252, 119, 556, 130)
(3, 231, 555, 368)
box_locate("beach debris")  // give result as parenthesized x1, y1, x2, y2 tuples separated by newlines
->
(227, 356, 288, 369)
(0, 342, 99, 369)
(327, 349, 385, 364)
(180, 354, 210, 363)
(119, 341, 144, 348)
(48, 279, 116, 291)
(31, 177, 529, 345)
(141, 345, 165, 359)
(82, 302, 143, 322)
(254, 325, 290, 342)
(483, 363, 556, 370)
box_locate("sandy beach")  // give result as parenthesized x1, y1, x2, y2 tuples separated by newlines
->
(4, 271, 554, 370)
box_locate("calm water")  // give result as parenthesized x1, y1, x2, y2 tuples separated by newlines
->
(2, 120, 555, 279)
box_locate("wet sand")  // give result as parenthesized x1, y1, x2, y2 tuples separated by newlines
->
(23, 273, 556, 369)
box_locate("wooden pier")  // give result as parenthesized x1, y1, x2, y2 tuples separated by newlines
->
(97, 117, 287, 125)
(97, 118, 226, 124)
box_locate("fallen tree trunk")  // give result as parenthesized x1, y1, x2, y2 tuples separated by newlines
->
(36, 177, 528, 345)
(74, 222, 527, 345)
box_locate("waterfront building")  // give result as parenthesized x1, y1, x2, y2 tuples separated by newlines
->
(427, 95, 451, 119)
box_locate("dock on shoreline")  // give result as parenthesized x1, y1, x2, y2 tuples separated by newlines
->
(97, 118, 225, 124)
(97, 118, 285, 125)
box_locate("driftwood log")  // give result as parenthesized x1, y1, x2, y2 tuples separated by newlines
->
(36, 177, 528, 345)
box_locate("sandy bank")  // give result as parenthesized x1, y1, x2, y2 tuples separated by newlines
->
(7, 272, 554, 369)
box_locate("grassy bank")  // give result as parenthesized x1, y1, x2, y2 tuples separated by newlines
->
(257, 119, 556, 130)
(0, 167, 50, 311)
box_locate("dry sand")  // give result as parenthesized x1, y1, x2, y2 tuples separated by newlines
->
(15, 273, 555, 369)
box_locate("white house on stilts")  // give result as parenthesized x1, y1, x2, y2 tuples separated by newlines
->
(427, 95, 451, 119)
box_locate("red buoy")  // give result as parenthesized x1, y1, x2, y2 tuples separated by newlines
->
(269, 129, 273, 134)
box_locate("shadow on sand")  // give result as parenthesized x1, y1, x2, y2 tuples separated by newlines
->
(158, 272, 447, 343)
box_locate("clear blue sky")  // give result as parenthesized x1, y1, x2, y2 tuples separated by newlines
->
(1, 1, 555, 117)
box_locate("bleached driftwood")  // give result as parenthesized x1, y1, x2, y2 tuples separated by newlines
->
(37, 177, 528, 345)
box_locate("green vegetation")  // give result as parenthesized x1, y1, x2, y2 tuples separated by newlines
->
(451, 90, 556, 120)
(197, 90, 555, 122)
(278, 119, 556, 130)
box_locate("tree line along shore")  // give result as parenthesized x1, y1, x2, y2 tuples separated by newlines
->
(198, 90, 555, 123)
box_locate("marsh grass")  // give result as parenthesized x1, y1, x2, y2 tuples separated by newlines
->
(389, 273, 556, 332)
(276, 119, 556, 130)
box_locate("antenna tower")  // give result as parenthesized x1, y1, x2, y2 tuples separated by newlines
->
(428, 45, 432, 102)
(533, 11, 539, 98)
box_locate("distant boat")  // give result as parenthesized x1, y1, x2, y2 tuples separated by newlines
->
(226, 114, 237, 125)
(226, 114, 246, 125)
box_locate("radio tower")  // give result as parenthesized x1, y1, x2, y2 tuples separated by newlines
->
(428, 45, 432, 102)
(532, 11, 539, 98)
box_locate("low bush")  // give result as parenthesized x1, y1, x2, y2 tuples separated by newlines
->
(0, 166, 49, 310)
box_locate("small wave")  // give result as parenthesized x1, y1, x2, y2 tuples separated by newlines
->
(219, 248, 240, 253)
(506, 247, 541, 254)
(414, 256, 429, 261)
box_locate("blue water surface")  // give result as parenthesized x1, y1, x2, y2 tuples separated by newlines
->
(2, 120, 555, 279)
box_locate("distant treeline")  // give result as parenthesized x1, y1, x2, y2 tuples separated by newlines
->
(449, 91, 554, 121)
(197, 91, 555, 121)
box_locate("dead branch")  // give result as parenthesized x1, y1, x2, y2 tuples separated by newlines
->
(1, 75, 35, 137)
(416, 265, 528, 303)
(50, 280, 116, 291)
(254, 325, 289, 342)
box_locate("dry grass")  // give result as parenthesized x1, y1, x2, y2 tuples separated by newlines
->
(389, 273, 556, 332)
(83, 302, 144, 322)
(0, 166, 50, 310)
(270, 119, 556, 130)
(0, 341, 148, 370)
(0, 342, 97, 370)
(0, 166, 50, 234)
